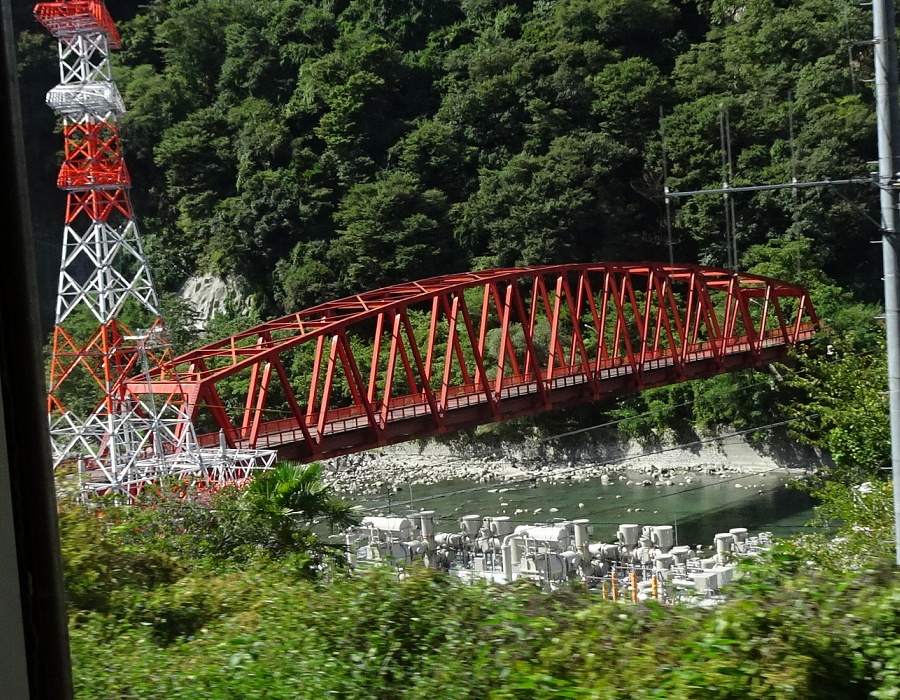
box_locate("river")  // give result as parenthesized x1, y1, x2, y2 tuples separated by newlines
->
(348, 468, 817, 548)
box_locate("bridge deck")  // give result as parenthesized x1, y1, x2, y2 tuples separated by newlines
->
(197, 328, 814, 461)
(114, 264, 819, 466)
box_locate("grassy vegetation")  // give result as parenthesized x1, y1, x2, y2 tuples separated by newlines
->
(62, 471, 900, 699)
(66, 546, 900, 699)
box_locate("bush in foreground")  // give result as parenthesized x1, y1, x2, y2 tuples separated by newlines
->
(66, 550, 900, 699)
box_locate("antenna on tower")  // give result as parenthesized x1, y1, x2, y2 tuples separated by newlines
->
(34, 0, 275, 499)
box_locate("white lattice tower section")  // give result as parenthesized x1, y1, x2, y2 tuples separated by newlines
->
(35, 0, 275, 497)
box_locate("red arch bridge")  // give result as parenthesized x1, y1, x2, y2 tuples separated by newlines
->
(133, 263, 818, 463)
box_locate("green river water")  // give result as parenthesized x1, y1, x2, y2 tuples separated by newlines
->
(350, 469, 817, 548)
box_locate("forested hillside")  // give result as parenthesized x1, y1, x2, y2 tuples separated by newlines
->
(17, 0, 893, 468)
(17, 0, 882, 315)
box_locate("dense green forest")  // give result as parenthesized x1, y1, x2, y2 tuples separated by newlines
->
(16, 0, 892, 459)
(18, 0, 882, 309)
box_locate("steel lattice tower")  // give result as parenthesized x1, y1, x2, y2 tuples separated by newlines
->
(35, 0, 274, 496)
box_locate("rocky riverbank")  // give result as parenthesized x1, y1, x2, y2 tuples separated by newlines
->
(321, 431, 829, 498)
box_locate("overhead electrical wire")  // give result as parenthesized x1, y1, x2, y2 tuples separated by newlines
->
(530, 378, 774, 443)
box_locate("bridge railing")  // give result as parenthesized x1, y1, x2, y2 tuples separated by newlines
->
(138, 264, 819, 461)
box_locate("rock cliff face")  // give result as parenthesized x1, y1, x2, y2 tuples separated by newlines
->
(178, 274, 252, 328)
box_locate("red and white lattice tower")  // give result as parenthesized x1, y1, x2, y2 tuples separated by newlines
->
(35, 0, 274, 497)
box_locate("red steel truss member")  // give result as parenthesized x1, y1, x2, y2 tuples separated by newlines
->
(35, 0, 273, 497)
(134, 264, 818, 463)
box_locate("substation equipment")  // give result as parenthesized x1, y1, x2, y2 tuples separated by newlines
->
(347, 512, 770, 602)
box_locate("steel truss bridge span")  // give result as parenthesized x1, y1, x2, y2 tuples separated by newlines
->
(134, 264, 817, 462)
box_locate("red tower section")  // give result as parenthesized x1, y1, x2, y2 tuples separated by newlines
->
(36, 0, 275, 497)
(36, 0, 201, 494)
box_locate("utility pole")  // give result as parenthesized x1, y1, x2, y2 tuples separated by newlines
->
(872, 0, 900, 566)
(660, 0, 900, 563)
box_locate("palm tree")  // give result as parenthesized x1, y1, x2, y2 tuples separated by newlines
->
(240, 461, 362, 558)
